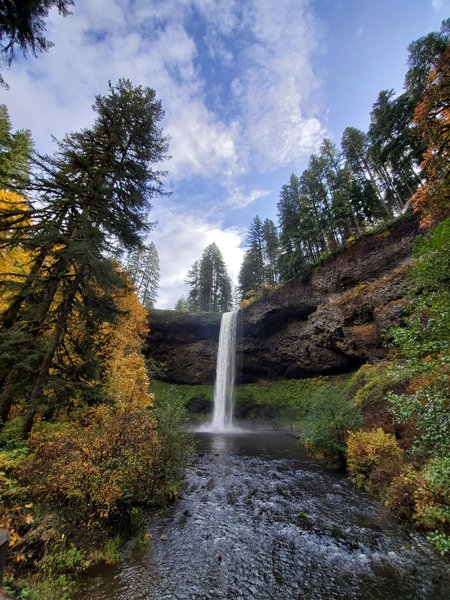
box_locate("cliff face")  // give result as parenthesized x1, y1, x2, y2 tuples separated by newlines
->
(146, 217, 418, 384)
(147, 311, 221, 384)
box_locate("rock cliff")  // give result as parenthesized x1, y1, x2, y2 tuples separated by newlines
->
(146, 216, 419, 384)
(147, 311, 221, 384)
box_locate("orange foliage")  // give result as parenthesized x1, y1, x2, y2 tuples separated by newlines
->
(384, 466, 420, 521)
(21, 405, 160, 530)
(411, 45, 450, 226)
(101, 280, 153, 409)
(0, 449, 36, 567)
(0, 189, 32, 311)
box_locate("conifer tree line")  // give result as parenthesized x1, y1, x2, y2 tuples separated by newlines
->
(238, 215, 280, 299)
(239, 21, 449, 294)
(112, 241, 161, 309)
(177, 242, 233, 313)
(0, 79, 168, 436)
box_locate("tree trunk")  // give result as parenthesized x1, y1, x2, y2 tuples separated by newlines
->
(22, 263, 86, 438)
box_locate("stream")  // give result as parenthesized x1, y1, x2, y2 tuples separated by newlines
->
(81, 430, 449, 599)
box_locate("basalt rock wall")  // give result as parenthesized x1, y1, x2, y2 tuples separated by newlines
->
(146, 311, 221, 384)
(146, 216, 419, 384)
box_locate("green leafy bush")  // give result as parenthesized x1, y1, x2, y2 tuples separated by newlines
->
(426, 531, 450, 556)
(387, 219, 450, 457)
(153, 386, 195, 502)
(300, 389, 361, 467)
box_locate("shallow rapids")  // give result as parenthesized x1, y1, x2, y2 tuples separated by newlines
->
(81, 430, 449, 599)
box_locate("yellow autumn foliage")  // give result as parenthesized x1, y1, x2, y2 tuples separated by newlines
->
(0, 189, 32, 311)
(22, 405, 160, 530)
(346, 428, 404, 494)
(101, 280, 153, 409)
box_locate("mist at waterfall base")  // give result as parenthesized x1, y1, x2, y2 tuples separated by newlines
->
(197, 311, 243, 433)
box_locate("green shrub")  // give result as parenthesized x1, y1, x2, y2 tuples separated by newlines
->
(386, 219, 450, 458)
(300, 389, 361, 467)
(153, 386, 195, 502)
(426, 531, 450, 556)
(185, 394, 212, 414)
(414, 456, 450, 532)
(40, 543, 89, 576)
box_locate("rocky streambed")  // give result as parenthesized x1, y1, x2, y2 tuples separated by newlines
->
(80, 430, 449, 599)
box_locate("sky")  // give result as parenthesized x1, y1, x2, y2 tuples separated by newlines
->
(1, 0, 448, 308)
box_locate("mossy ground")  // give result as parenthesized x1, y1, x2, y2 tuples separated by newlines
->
(150, 374, 353, 434)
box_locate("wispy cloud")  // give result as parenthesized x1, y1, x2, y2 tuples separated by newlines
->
(227, 186, 270, 209)
(0, 0, 324, 306)
(1, 0, 324, 177)
(229, 0, 326, 170)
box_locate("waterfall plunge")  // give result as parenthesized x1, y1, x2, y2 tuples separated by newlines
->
(202, 310, 239, 433)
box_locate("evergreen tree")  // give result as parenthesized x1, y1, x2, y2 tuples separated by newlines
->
(262, 218, 279, 286)
(341, 126, 390, 221)
(174, 295, 189, 312)
(0, 79, 168, 434)
(185, 260, 200, 311)
(187, 248, 233, 313)
(197, 243, 232, 313)
(0, 104, 32, 188)
(0, 0, 74, 86)
(139, 242, 160, 309)
(125, 241, 160, 309)
(368, 89, 421, 209)
(404, 19, 450, 106)
(238, 215, 280, 297)
(277, 174, 311, 280)
(238, 249, 263, 298)
(238, 216, 265, 297)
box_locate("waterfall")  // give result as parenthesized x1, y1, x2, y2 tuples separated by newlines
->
(206, 310, 238, 432)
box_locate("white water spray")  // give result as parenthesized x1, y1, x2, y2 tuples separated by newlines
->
(202, 310, 238, 432)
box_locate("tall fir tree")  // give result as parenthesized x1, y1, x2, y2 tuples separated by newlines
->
(174, 295, 189, 312)
(186, 244, 232, 313)
(238, 215, 280, 298)
(125, 241, 160, 309)
(0, 79, 168, 434)
(185, 260, 200, 311)
(198, 243, 232, 313)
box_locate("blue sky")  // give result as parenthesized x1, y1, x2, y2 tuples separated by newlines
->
(1, 0, 448, 308)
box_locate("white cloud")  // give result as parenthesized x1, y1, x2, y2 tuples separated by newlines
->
(0, 0, 325, 307)
(227, 185, 270, 208)
(149, 200, 245, 309)
(229, 0, 326, 170)
(1, 0, 242, 179)
(1, 0, 324, 176)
